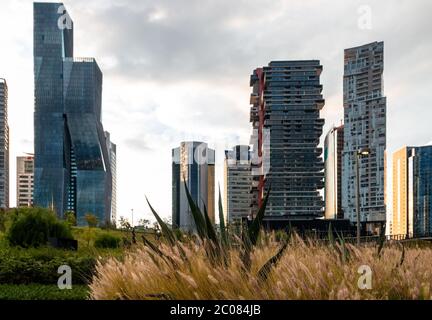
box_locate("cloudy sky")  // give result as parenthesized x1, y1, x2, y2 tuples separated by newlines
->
(0, 0, 431, 224)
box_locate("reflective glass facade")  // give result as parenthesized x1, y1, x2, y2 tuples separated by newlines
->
(324, 125, 344, 219)
(0, 79, 9, 209)
(34, 3, 111, 225)
(392, 146, 432, 237)
(172, 142, 215, 232)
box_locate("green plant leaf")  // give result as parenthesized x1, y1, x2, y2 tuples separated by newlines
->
(218, 184, 228, 247)
(247, 188, 271, 246)
(183, 181, 207, 239)
(257, 241, 289, 282)
(376, 223, 386, 258)
(145, 197, 176, 246)
(202, 203, 218, 244)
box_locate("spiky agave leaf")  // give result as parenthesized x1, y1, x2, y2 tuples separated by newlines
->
(146, 196, 176, 246)
(218, 184, 228, 247)
(376, 223, 386, 258)
(183, 181, 208, 239)
(257, 241, 289, 282)
(327, 223, 335, 247)
(202, 203, 219, 244)
(141, 235, 178, 268)
(247, 188, 271, 246)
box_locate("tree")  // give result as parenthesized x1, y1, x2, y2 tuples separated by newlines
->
(138, 219, 150, 229)
(64, 211, 77, 227)
(84, 213, 98, 228)
(119, 216, 131, 231)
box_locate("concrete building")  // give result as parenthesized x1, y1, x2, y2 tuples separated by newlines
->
(33, 3, 112, 225)
(172, 142, 215, 232)
(0, 78, 9, 209)
(16, 155, 34, 207)
(324, 125, 344, 220)
(249, 61, 325, 220)
(392, 146, 432, 238)
(224, 145, 256, 224)
(105, 132, 117, 224)
(342, 41, 386, 234)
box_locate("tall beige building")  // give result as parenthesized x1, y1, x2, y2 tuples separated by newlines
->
(16, 155, 34, 207)
(324, 125, 344, 220)
(392, 145, 432, 238)
(392, 148, 408, 236)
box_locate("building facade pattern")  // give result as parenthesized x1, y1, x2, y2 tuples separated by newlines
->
(17, 155, 34, 207)
(0, 79, 9, 209)
(224, 145, 256, 224)
(172, 142, 215, 232)
(342, 42, 386, 229)
(324, 125, 344, 219)
(392, 146, 432, 237)
(250, 61, 325, 219)
(34, 3, 112, 225)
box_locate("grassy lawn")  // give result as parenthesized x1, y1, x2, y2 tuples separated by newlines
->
(0, 284, 89, 300)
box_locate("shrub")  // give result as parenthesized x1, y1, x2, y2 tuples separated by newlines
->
(84, 214, 98, 228)
(0, 284, 89, 300)
(94, 233, 121, 249)
(6, 208, 73, 248)
(0, 247, 96, 285)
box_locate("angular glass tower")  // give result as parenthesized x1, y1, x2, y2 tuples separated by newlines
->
(249, 61, 325, 219)
(34, 3, 111, 225)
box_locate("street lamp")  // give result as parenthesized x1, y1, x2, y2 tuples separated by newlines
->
(355, 147, 371, 246)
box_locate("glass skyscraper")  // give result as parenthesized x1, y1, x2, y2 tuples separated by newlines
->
(392, 146, 432, 238)
(0, 78, 9, 209)
(324, 125, 344, 220)
(249, 61, 325, 219)
(34, 3, 112, 225)
(172, 142, 215, 232)
(224, 145, 257, 224)
(342, 42, 386, 234)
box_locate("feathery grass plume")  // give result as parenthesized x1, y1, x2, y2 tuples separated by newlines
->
(90, 238, 432, 300)
(183, 181, 208, 239)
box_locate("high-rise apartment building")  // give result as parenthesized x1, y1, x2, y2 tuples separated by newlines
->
(249, 61, 325, 220)
(324, 125, 344, 219)
(172, 142, 215, 232)
(34, 3, 112, 225)
(105, 132, 117, 224)
(224, 145, 256, 224)
(0, 79, 9, 209)
(16, 155, 34, 208)
(342, 41, 386, 233)
(392, 146, 432, 238)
